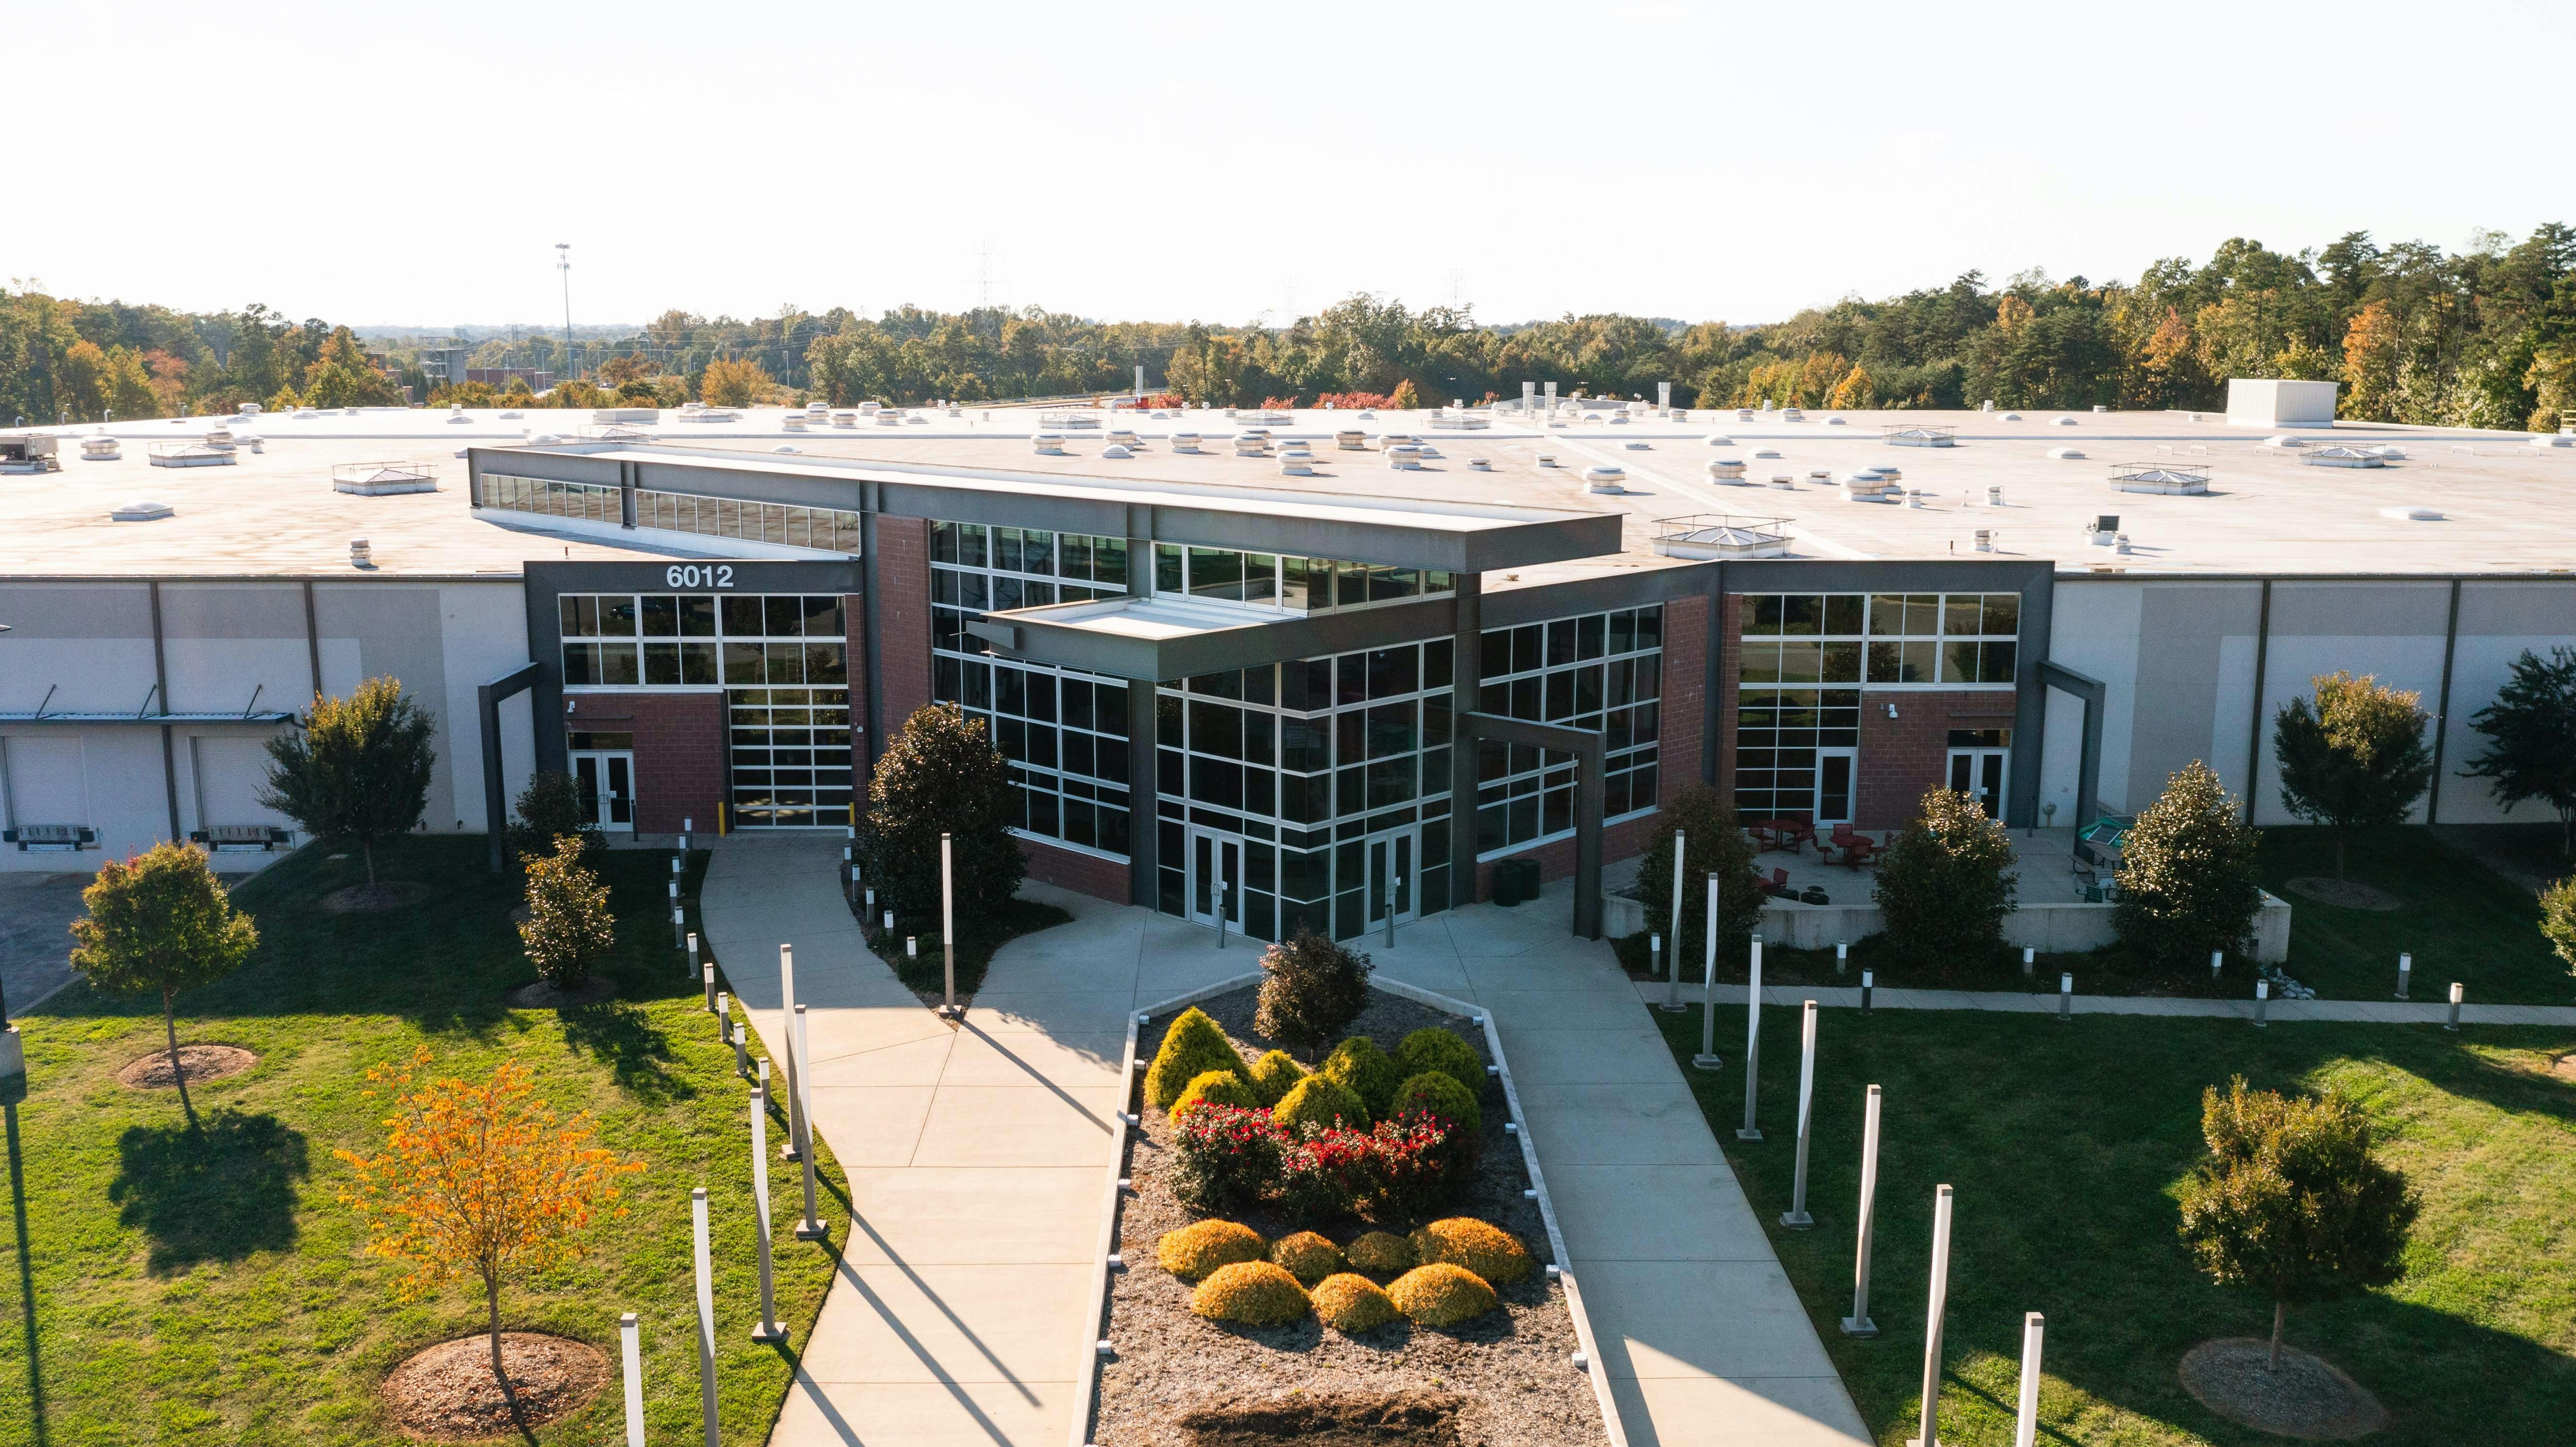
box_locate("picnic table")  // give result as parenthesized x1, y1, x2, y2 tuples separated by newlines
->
(1751, 818, 1814, 853)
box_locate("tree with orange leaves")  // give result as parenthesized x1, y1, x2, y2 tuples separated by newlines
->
(335, 1048, 644, 1413)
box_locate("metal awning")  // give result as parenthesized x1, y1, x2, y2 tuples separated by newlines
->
(0, 711, 295, 724)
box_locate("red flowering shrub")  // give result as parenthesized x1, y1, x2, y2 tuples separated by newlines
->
(1369, 1109, 1477, 1222)
(1259, 395, 1303, 410)
(1313, 391, 1395, 411)
(1279, 1123, 1376, 1220)
(1172, 1104, 1286, 1214)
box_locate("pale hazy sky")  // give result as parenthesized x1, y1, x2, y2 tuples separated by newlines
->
(15, 0, 2559, 330)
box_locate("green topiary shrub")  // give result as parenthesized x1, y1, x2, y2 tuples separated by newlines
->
(1345, 1230, 1418, 1277)
(1267, 1230, 1346, 1287)
(1321, 1036, 1401, 1118)
(1311, 1272, 1401, 1332)
(1390, 1071, 1481, 1136)
(1173, 1067, 1259, 1120)
(1387, 1263, 1499, 1326)
(1245, 1049, 1309, 1107)
(1395, 1027, 1483, 1095)
(2114, 761, 2267, 973)
(1157, 1219, 1267, 1281)
(1872, 786, 2018, 975)
(1145, 1006, 1250, 1111)
(2544, 875, 2576, 976)
(1273, 1073, 1370, 1133)
(856, 703, 1025, 918)
(1190, 1261, 1310, 1325)
(1255, 927, 1372, 1052)
(1409, 1218, 1532, 1285)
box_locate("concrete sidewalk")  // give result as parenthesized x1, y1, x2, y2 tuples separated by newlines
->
(1633, 975, 2576, 1025)
(1361, 885, 1872, 1447)
(696, 835, 1247, 1447)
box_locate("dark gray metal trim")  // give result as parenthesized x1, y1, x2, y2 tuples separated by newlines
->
(1447, 574, 1482, 915)
(1479, 564, 1717, 628)
(1464, 712, 1604, 940)
(479, 661, 543, 876)
(2038, 660, 2106, 826)
(149, 582, 178, 840)
(302, 580, 322, 700)
(2427, 577, 2461, 824)
(2245, 579, 2272, 821)
(972, 595, 1462, 683)
(1125, 678, 1158, 907)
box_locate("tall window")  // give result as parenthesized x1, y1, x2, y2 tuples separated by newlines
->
(1156, 641, 1457, 942)
(1151, 545, 1455, 614)
(932, 521, 1135, 857)
(559, 592, 852, 827)
(1475, 606, 1663, 857)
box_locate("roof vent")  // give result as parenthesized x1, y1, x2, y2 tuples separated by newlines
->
(1468, 458, 1492, 471)
(1882, 425, 1956, 448)
(80, 436, 122, 460)
(1752, 447, 1781, 459)
(2092, 405, 2108, 413)
(1780, 407, 1805, 422)
(332, 460, 439, 495)
(1535, 453, 1558, 467)
(1735, 408, 1755, 422)
(1824, 416, 1847, 426)
(2052, 415, 2079, 426)
(807, 401, 829, 416)
(876, 408, 903, 425)
(1279, 456, 1314, 476)
(1356, 410, 1377, 421)
(111, 499, 175, 521)
(1386, 445, 1424, 470)
(1033, 433, 1067, 455)
(447, 407, 472, 424)
(1172, 432, 1203, 453)
(2363, 445, 2407, 460)
(1625, 441, 1651, 450)
(1336, 429, 1367, 449)
(1581, 465, 1625, 493)
(772, 444, 799, 454)
(2531, 432, 2574, 449)
(2000, 411, 2023, 422)
(2261, 435, 2305, 448)
(1706, 459, 1748, 483)
(1101, 443, 1133, 459)
(1841, 473, 1901, 502)
(783, 414, 808, 431)
(349, 538, 373, 567)
(1771, 475, 1798, 490)
(1703, 434, 1732, 446)
(1234, 433, 1271, 456)
(2305, 446, 2383, 468)
(832, 411, 857, 427)
(2380, 504, 2442, 521)
(2046, 446, 2085, 459)
(1106, 428, 1140, 448)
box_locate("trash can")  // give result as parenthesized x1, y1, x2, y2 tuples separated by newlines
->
(1492, 858, 1540, 908)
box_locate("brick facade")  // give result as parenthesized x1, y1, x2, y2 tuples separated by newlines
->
(1020, 833, 1131, 902)
(1853, 687, 2018, 830)
(567, 689, 727, 835)
(1661, 591, 1709, 794)
(1467, 811, 1663, 900)
(1714, 592, 1743, 797)
(875, 514, 934, 733)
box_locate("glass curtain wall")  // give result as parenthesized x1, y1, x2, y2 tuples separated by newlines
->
(1474, 605, 1664, 857)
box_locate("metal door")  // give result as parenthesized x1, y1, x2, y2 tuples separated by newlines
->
(1367, 827, 1419, 929)
(1946, 748, 2007, 818)
(1816, 748, 1859, 826)
(571, 751, 637, 831)
(1187, 826, 1242, 931)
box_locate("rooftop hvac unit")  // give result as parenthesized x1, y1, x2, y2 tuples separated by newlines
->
(1234, 433, 1270, 456)
(1706, 459, 1748, 483)
(1581, 465, 1624, 493)
(1780, 407, 1804, 422)
(1279, 456, 1314, 476)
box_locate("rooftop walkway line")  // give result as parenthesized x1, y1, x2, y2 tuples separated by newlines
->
(1634, 978, 2576, 1024)
(695, 834, 1249, 1447)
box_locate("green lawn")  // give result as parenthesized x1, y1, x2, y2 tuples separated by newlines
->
(1653, 1003, 2576, 1445)
(0, 835, 851, 1446)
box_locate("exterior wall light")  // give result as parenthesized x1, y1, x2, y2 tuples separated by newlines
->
(1884, 703, 1899, 720)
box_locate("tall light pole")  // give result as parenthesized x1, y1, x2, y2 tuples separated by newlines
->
(555, 243, 575, 381)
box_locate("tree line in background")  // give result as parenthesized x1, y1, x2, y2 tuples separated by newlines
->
(5, 223, 2570, 428)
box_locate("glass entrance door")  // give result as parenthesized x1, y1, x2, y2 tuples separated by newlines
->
(1367, 827, 1419, 930)
(1815, 748, 1858, 826)
(1187, 826, 1243, 932)
(571, 751, 637, 831)
(1947, 748, 2008, 818)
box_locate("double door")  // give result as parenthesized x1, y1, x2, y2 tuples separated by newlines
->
(1948, 748, 2008, 818)
(570, 751, 636, 831)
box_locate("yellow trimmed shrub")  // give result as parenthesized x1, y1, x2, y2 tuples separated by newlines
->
(1145, 1006, 1251, 1111)
(1396, 1026, 1484, 1094)
(1190, 1260, 1310, 1325)
(1267, 1230, 1346, 1287)
(1346, 1230, 1418, 1277)
(1390, 1069, 1481, 1134)
(1173, 1067, 1259, 1119)
(1272, 1073, 1370, 1132)
(1321, 1035, 1401, 1117)
(1409, 1218, 1532, 1285)
(1387, 1263, 1499, 1326)
(1312, 1272, 1402, 1332)
(1157, 1219, 1266, 1281)
(1245, 1049, 1309, 1107)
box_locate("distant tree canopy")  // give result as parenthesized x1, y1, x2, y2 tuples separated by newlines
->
(11, 223, 2571, 426)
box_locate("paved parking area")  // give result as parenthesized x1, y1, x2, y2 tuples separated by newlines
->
(0, 872, 90, 1015)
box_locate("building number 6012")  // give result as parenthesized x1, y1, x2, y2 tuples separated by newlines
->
(666, 564, 735, 588)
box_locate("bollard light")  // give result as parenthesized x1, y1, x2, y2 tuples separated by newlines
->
(687, 931, 700, 984)
(1650, 933, 1663, 984)
(672, 905, 686, 947)
(1738, 936, 1765, 1142)
(883, 909, 894, 933)
(702, 962, 718, 1013)
(2446, 981, 2463, 1032)
(715, 991, 730, 1041)
(1780, 1001, 1818, 1227)
(1836, 940, 1848, 976)
(692, 1188, 720, 1446)
(2396, 952, 2412, 1001)
(1916, 1184, 1956, 1447)
(2021, 946, 2034, 977)
(2254, 979, 2269, 1028)
(2211, 949, 2224, 980)
(1665, 829, 1687, 1012)
(940, 832, 959, 1017)
(2058, 971, 2074, 1023)
(907, 935, 918, 959)
(1841, 1083, 1883, 1336)
(620, 1310, 645, 1447)
(1861, 969, 1874, 1016)
(1692, 876, 1723, 1070)
(748, 1088, 785, 1341)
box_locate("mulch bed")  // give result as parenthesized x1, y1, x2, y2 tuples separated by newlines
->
(117, 1044, 257, 1090)
(320, 881, 431, 913)
(2283, 877, 2405, 911)
(2177, 1337, 2387, 1440)
(502, 976, 618, 1009)
(380, 1331, 608, 1441)
(1093, 984, 1602, 1447)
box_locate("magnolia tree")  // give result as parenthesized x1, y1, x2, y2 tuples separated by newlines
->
(335, 1048, 643, 1411)
(519, 836, 615, 988)
(2177, 1077, 2417, 1371)
(2273, 671, 2433, 880)
(2115, 761, 2267, 972)
(2541, 876, 2576, 979)
(1872, 786, 2017, 972)
(69, 843, 260, 1129)
(1632, 784, 1764, 964)
(856, 704, 1023, 920)
(261, 677, 437, 892)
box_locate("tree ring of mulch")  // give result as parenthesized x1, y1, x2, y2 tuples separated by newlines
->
(117, 1044, 257, 1090)
(504, 976, 617, 1009)
(320, 881, 431, 913)
(381, 1332, 608, 1441)
(1177, 1390, 1469, 1445)
(2177, 1337, 2388, 1440)
(2550, 1053, 2576, 1082)
(2282, 877, 2403, 911)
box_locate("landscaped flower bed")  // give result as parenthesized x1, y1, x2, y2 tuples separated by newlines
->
(1091, 983, 1603, 1445)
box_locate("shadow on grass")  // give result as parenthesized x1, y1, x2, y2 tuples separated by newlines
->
(7, 1102, 48, 1446)
(107, 1109, 308, 1274)
(555, 1000, 693, 1105)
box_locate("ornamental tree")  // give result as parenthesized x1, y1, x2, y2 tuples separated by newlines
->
(856, 704, 1024, 920)
(1254, 928, 1372, 1055)
(1631, 784, 1764, 969)
(260, 676, 438, 891)
(2176, 1077, 2417, 1371)
(2460, 646, 2576, 855)
(335, 1049, 643, 1413)
(2540, 876, 2576, 979)
(69, 842, 260, 1130)
(2115, 761, 2267, 972)
(2273, 671, 2433, 880)
(1872, 786, 2018, 973)
(507, 770, 600, 864)
(518, 835, 616, 988)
